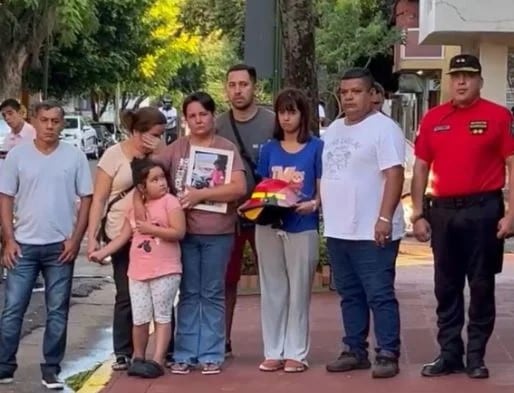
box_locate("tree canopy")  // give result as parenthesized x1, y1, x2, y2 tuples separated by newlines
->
(316, 0, 401, 90)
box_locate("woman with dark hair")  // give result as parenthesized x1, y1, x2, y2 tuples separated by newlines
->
(150, 91, 246, 375)
(87, 107, 167, 370)
(255, 88, 323, 373)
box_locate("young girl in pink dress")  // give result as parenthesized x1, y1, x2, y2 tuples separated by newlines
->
(90, 157, 185, 378)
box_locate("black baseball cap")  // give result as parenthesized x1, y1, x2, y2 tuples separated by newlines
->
(447, 54, 482, 74)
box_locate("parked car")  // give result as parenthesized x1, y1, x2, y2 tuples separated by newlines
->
(92, 121, 124, 143)
(90, 122, 116, 157)
(61, 115, 99, 159)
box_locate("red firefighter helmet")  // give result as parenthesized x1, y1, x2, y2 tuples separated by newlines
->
(239, 178, 300, 226)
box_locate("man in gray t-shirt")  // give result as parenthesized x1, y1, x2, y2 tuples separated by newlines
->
(0, 101, 92, 389)
(216, 64, 275, 357)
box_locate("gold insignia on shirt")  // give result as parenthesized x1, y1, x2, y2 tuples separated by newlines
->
(469, 120, 487, 135)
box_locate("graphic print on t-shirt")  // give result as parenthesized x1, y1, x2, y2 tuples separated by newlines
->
(136, 222, 161, 253)
(271, 166, 305, 191)
(323, 137, 361, 180)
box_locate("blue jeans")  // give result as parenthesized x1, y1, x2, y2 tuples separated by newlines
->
(174, 234, 233, 365)
(327, 238, 401, 358)
(0, 242, 74, 375)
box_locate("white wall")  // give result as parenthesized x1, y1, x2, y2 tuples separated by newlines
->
(420, 0, 514, 41)
(479, 43, 508, 105)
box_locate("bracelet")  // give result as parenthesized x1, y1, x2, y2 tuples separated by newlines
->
(378, 216, 391, 223)
(311, 200, 318, 212)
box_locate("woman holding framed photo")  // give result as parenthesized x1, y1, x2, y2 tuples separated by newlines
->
(147, 92, 246, 375)
(255, 88, 323, 373)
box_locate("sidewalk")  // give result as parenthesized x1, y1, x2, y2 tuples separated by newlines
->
(98, 253, 514, 393)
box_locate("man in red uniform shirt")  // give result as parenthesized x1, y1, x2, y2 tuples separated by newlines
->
(411, 54, 514, 379)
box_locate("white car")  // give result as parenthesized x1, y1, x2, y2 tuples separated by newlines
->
(61, 115, 99, 159)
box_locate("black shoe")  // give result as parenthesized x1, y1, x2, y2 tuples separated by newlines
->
(225, 341, 233, 358)
(326, 351, 371, 372)
(466, 360, 489, 379)
(0, 370, 13, 384)
(41, 372, 64, 390)
(33, 281, 45, 292)
(372, 356, 399, 378)
(138, 360, 165, 379)
(421, 357, 465, 377)
(127, 358, 146, 377)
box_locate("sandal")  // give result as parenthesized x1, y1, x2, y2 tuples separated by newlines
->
(202, 363, 221, 375)
(284, 359, 307, 373)
(112, 355, 131, 371)
(259, 359, 284, 372)
(171, 362, 191, 375)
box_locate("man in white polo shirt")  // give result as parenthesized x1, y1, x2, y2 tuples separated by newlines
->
(322, 68, 405, 379)
(0, 98, 36, 156)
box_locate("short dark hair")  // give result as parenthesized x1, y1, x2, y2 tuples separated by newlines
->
(131, 157, 167, 188)
(226, 64, 257, 84)
(372, 81, 385, 96)
(182, 91, 216, 116)
(341, 68, 375, 90)
(273, 88, 311, 144)
(33, 100, 65, 118)
(0, 98, 21, 112)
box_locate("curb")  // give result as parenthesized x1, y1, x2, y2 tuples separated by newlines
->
(76, 360, 113, 393)
(78, 323, 156, 393)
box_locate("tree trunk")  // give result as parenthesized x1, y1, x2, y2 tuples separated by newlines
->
(133, 95, 147, 109)
(98, 93, 111, 119)
(90, 90, 99, 121)
(0, 49, 28, 102)
(279, 0, 319, 134)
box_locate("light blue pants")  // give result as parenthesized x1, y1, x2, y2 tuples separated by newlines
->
(174, 234, 233, 365)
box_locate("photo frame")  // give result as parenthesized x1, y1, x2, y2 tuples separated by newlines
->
(185, 145, 234, 213)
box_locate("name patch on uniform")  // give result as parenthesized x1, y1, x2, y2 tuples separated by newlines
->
(469, 120, 487, 135)
(433, 125, 450, 132)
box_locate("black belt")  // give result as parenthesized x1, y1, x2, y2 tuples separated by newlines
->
(430, 190, 503, 209)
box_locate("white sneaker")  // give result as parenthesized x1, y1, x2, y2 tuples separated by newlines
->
(41, 373, 64, 390)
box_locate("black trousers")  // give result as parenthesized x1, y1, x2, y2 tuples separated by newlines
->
(111, 241, 176, 358)
(428, 191, 504, 364)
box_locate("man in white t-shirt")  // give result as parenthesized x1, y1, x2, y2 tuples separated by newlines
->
(321, 68, 405, 379)
(159, 97, 178, 145)
(0, 101, 92, 389)
(0, 99, 37, 286)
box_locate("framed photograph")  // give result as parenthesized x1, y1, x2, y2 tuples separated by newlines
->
(185, 145, 234, 213)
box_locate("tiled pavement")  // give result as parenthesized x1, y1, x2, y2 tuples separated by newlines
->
(100, 255, 514, 393)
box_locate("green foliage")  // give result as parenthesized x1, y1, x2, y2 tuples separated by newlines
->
(26, 0, 154, 101)
(316, 0, 401, 88)
(65, 362, 101, 391)
(179, 0, 245, 56)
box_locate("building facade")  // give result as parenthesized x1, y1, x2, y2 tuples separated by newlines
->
(419, 0, 514, 108)
(392, 0, 460, 139)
